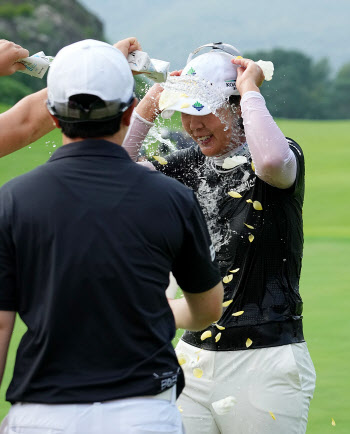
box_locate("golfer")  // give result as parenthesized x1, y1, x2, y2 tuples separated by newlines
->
(122, 42, 316, 433)
(0, 39, 223, 433)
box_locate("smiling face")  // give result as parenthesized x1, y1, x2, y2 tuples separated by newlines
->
(181, 106, 243, 157)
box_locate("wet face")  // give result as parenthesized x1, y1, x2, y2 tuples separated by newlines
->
(181, 106, 242, 157)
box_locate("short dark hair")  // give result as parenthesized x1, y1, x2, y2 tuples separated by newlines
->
(58, 94, 123, 139)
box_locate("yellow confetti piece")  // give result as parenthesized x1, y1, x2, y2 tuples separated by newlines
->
(223, 275, 233, 284)
(331, 418, 336, 426)
(193, 368, 203, 378)
(236, 56, 243, 59)
(246, 338, 253, 348)
(178, 405, 183, 412)
(253, 200, 263, 210)
(228, 191, 242, 198)
(195, 349, 203, 354)
(153, 155, 168, 165)
(180, 103, 190, 109)
(222, 299, 233, 307)
(216, 324, 226, 330)
(229, 268, 240, 273)
(244, 223, 254, 229)
(251, 161, 255, 171)
(249, 234, 254, 243)
(246, 199, 253, 203)
(180, 93, 188, 98)
(200, 330, 212, 341)
(177, 355, 187, 366)
(269, 411, 276, 421)
(215, 332, 222, 342)
(232, 311, 244, 317)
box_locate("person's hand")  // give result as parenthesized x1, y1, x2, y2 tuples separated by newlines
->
(170, 70, 182, 76)
(136, 83, 163, 123)
(0, 40, 29, 76)
(113, 37, 142, 59)
(231, 57, 264, 96)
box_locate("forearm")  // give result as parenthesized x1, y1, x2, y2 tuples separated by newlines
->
(0, 311, 15, 388)
(0, 89, 55, 158)
(168, 283, 223, 331)
(123, 110, 153, 161)
(241, 91, 296, 189)
(168, 298, 213, 331)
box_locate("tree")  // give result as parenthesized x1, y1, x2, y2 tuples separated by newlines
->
(330, 62, 350, 119)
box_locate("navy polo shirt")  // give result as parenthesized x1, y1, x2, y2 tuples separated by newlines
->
(0, 140, 221, 404)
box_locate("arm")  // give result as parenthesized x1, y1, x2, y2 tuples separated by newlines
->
(0, 310, 15, 388)
(232, 58, 297, 189)
(0, 88, 55, 158)
(122, 84, 162, 164)
(168, 282, 223, 331)
(0, 40, 29, 76)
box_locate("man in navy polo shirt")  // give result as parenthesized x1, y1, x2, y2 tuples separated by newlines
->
(0, 39, 223, 433)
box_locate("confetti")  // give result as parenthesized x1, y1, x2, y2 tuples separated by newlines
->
(180, 93, 188, 98)
(251, 161, 255, 171)
(246, 338, 253, 348)
(246, 199, 253, 203)
(200, 330, 212, 341)
(229, 268, 240, 273)
(269, 411, 276, 421)
(253, 201, 263, 210)
(215, 333, 222, 342)
(223, 275, 233, 283)
(244, 223, 254, 229)
(249, 234, 254, 243)
(180, 103, 190, 109)
(177, 354, 187, 366)
(222, 300, 233, 307)
(331, 418, 336, 426)
(193, 368, 203, 378)
(215, 324, 226, 330)
(228, 191, 242, 198)
(232, 311, 244, 317)
(153, 155, 168, 165)
(236, 56, 243, 60)
(178, 405, 183, 412)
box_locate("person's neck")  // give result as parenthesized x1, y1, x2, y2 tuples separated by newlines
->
(62, 132, 125, 146)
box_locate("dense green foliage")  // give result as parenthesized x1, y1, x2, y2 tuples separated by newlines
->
(0, 117, 349, 432)
(245, 48, 350, 120)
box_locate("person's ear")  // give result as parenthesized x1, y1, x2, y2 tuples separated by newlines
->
(48, 112, 60, 128)
(121, 98, 138, 127)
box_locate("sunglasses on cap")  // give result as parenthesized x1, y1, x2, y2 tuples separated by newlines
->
(186, 42, 241, 65)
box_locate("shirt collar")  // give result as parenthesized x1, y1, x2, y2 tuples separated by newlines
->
(48, 139, 132, 162)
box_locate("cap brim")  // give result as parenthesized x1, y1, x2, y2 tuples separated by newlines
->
(160, 90, 212, 119)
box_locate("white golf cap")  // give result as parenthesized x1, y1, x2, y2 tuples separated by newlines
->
(160, 45, 241, 119)
(47, 39, 134, 121)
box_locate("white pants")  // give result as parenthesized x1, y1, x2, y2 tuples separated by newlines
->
(0, 386, 184, 434)
(176, 341, 316, 434)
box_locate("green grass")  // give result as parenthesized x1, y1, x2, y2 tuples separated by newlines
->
(0, 116, 349, 433)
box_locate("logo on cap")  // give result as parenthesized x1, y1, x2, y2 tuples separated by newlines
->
(193, 101, 204, 111)
(186, 67, 196, 76)
(225, 80, 237, 90)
